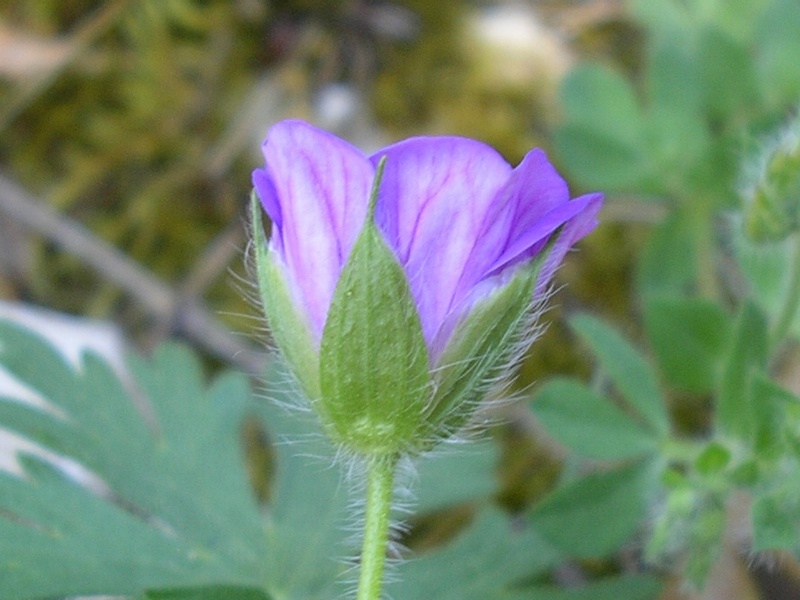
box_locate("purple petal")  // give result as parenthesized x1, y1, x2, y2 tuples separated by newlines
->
(252, 168, 283, 253)
(488, 199, 590, 276)
(370, 136, 513, 343)
(534, 192, 603, 292)
(501, 149, 571, 242)
(429, 192, 602, 360)
(259, 120, 375, 339)
(450, 148, 572, 302)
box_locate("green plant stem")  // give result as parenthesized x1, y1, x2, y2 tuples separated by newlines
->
(770, 233, 800, 352)
(357, 453, 398, 600)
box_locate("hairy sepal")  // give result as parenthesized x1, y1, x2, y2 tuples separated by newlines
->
(423, 231, 561, 445)
(251, 191, 321, 401)
(319, 166, 431, 455)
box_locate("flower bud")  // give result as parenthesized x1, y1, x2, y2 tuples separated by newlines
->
(252, 120, 602, 455)
(742, 114, 800, 243)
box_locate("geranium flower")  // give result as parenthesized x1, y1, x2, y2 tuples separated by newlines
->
(252, 119, 602, 453)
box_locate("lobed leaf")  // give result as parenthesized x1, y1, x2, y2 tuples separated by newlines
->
(389, 508, 561, 600)
(644, 296, 732, 394)
(529, 460, 656, 558)
(531, 379, 658, 461)
(0, 322, 266, 599)
(716, 302, 769, 443)
(569, 314, 669, 437)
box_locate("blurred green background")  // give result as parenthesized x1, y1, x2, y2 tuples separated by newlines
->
(3, 2, 800, 598)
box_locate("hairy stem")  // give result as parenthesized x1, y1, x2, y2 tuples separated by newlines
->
(357, 453, 397, 600)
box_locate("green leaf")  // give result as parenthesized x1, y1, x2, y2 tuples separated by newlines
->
(698, 26, 758, 120)
(755, 0, 800, 108)
(248, 379, 350, 600)
(636, 211, 697, 297)
(644, 43, 708, 181)
(553, 126, 647, 191)
(143, 585, 271, 600)
(389, 508, 562, 600)
(752, 492, 800, 551)
(644, 296, 732, 394)
(531, 379, 658, 461)
(0, 322, 267, 599)
(569, 314, 669, 436)
(751, 375, 800, 459)
(560, 63, 643, 146)
(701, 0, 769, 42)
(554, 63, 647, 190)
(685, 501, 726, 588)
(504, 574, 663, 600)
(629, 0, 692, 43)
(319, 163, 431, 455)
(716, 302, 769, 443)
(529, 461, 655, 558)
(731, 226, 800, 337)
(415, 439, 498, 513)
(694, 442, 731, 476)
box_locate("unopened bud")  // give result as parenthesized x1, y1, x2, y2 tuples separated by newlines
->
(742, 113, 800, 243)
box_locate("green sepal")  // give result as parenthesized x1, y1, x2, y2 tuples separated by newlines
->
(422, 230, 559, 445)
(250, 191, 320, 400)
(318, 159, 431, 455)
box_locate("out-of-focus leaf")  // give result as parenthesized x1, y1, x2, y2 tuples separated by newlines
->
(504, 574, 663, 600)
(732, 226, 800, 338)
(415, 439, 498, 513)
(629, 0, 693, 43)
(559, 63, 643, 145)
(248, 383, 351, 600)
(755, 0, 800, 108)
(698, 26, 758, 120)
(531, 379, 658, 461)
(701, 0, 770, 42)
(644, 296, 732, 394)
(554, 63, 648, 190)
(751, 375, 800, 458)
(553, 126, 647, 190)
(0, 321, 547, 599)
(716, 302, 768, 443)
(569, 315, 669, 436)
(529, 460, 656, 558)
(142, 585, 271, 600)
(645, 43, 708, 178)
(389, 508, 561, 600)
(636, 212, 698, 298)
(752, 488, 800, 552)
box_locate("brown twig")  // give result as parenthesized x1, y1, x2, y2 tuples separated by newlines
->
(0, 0, 136, 132)
(0, 172, 267, 375)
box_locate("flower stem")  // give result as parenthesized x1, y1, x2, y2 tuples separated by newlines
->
(770, 233, 800, 352)
(357, 453, 397, 600)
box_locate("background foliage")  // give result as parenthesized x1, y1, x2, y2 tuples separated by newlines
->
(2, 0, 800, 599)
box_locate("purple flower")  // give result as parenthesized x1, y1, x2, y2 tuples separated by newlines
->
(253, 119, 602, 360)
